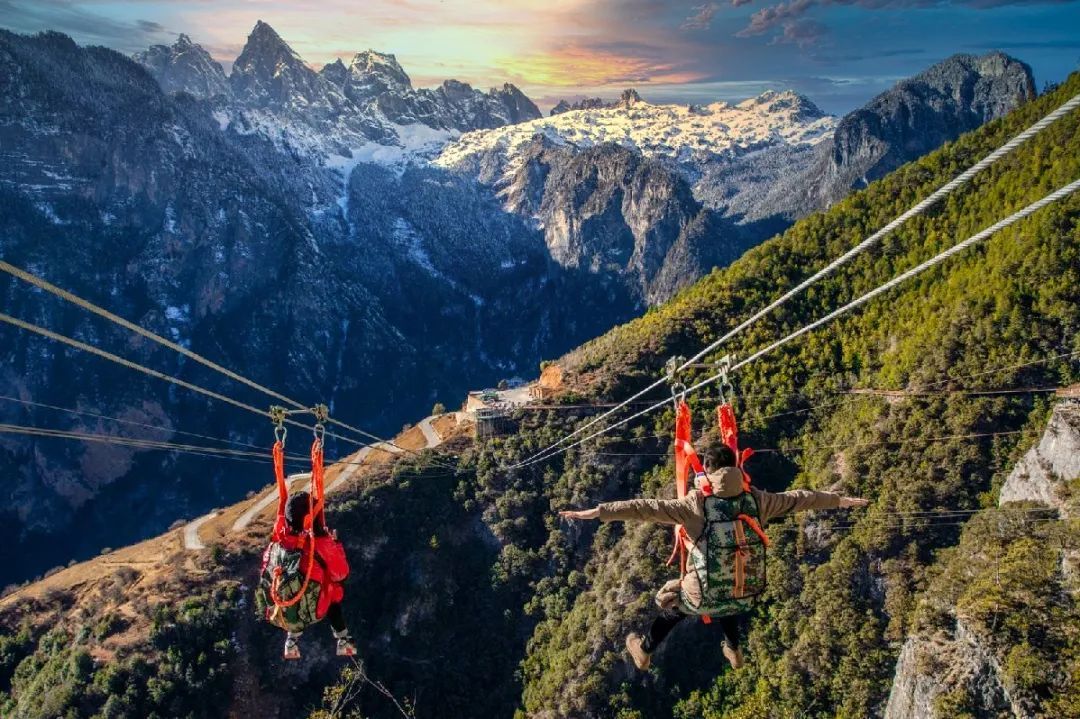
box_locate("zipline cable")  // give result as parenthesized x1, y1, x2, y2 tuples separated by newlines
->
(0, 311, 376, 450)
(0, 313, 461, 469)
(0, 394, 264, 450)
(0, 261, 444, 464)
(510, 176, 1080, 469)
(0, 422, 461, 475)
(511, 93, 1080, 468)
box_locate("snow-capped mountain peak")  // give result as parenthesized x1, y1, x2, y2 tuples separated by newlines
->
(349, 50, 412, 89)
(132, 33, 231, 99)
(229, 20, 327, 109)
(434, 89, 837, 181)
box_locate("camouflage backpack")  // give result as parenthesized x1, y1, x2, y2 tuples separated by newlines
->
(255, 541, 322, 633)
(680, 492, 767, 617)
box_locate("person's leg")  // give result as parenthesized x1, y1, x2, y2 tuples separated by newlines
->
(718, 614, 745, 669)
(643, 611, 687, 653)
(326, 602, 357, 657)
(326, 601, 347, 635)
(718, 615, 740, 649)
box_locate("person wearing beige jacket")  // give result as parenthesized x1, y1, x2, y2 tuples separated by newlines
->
(560, 441, 867, 670)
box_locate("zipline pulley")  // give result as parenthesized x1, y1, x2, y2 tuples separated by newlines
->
(665, 356, 688, 405)
(714, 355, 734, 405)
(312, 403, 329, 444)
(269, 405, 288, 445)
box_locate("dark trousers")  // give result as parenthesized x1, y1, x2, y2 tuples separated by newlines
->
(326, 601, 347, 634)
(642, 610, 740, 653)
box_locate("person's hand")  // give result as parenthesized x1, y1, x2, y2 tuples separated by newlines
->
(838, 497, 869, 509)
(559, 507, 600, 521)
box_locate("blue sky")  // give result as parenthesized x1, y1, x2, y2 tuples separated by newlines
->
(1, 0, 1078, 114)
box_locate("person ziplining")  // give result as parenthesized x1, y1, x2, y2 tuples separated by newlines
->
(560, 374, 867, 670)
(255, 405, 358, 660)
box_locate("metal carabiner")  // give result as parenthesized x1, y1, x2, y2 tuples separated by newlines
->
(670, 381, 687, 405)
(269, 405, 288, 445)
(311, 403, 330, 445)
(664, 356, 688, 406)
(714, 355, 735, 405)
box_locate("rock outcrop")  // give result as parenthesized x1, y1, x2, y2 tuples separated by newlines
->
(763, 52, 1036, 218)
(884, 622, 1021, 719)
(132, 34, 231, 99)
(882, 400, 1079, 719)
(999, 401, 1080, 511)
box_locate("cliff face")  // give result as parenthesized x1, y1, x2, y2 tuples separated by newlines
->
(999, 402, 1080, 511)
(764, 52, 1036, 218)
(502, 140, 742, 304)
(884, 622, 1023, 719)
(438, 53, 1034, 307)
(883, 400, 1080, 719)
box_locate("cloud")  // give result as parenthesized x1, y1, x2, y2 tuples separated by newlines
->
(495, 39, 706, 88)
(736, 0, 1080, 44)
(771, 18, 828, 47)
(681, 2, 720, 30)
(0, 0, 172, 52)
(737, 0, 816, 37)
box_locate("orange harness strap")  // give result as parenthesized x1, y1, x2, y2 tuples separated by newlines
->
(270, 434, 327, 610)
(668, 400, 704, 574)
(273, 439, 288, 535)
(736, 513, 770, 547)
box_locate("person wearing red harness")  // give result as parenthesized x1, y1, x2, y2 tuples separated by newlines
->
(559, 441, 868, 670)
(262, 490, 357, 659)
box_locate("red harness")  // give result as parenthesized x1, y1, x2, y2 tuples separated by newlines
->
(268, 433, 328, 610)
(667, 398, 764, 622)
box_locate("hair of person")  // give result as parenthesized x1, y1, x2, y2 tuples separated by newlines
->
(285, 491, 311, 533)
(702, 441, 736, 471)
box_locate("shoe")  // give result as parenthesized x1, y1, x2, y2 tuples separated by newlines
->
(722, 641, 744, 669)
(625, 633, 651, 671)
(283, 636, 301, 660)
(336, 636, 357, 657)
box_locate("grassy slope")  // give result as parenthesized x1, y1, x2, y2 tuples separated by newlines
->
(491, 73, 1080, 718)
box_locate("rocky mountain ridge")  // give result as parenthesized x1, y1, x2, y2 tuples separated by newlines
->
(435, 53, 1033, 305)
(136, 22, 541, 158)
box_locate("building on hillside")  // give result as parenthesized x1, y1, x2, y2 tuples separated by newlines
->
(464, 383, 535, 438)
(530, 363, 563, 401)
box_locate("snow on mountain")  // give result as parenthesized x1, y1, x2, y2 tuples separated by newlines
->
(434, 89, 837, 185)
(134, 22, 541, 214)
(132, 34, 231, 99)
(135, 22, 539, 170)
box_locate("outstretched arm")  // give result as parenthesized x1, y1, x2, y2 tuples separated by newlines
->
(559, 494, 701, 526)
(754, 488, 868, 524)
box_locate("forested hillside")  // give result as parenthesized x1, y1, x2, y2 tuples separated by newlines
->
(2, 73, 1078, 719)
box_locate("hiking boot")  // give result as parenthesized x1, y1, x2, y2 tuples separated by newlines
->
(333, 629, 357, 657)
(722, 641, 744, 669)
(625, 633, 651, 671)
(283, 636, 301, 660)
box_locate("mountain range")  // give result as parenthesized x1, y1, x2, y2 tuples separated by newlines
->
(0, 20, 1036, 588)
(0, 67, 1076, 719)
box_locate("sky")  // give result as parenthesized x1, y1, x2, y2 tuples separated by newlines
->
(1, 0, 1078, 115)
